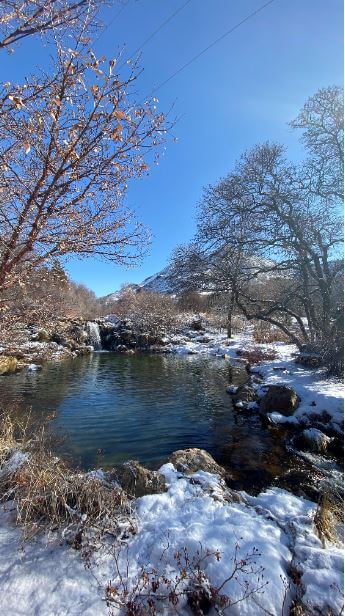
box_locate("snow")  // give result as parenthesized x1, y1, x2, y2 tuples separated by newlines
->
(247, 488, 344, 614)
(26, 363, 41, 372)
(0, 451, 29, 477)
(0, 510, 103, 615)
(0, 464, 343, 615)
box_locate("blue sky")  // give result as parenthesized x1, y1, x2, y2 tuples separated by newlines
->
(1, 0, 343, 296)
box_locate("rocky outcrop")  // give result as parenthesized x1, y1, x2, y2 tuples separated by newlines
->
(169, 448, 228, 477)
(259, 384, 300, 416)
(98, 319, 165, 352)
(169, 449, 244, 504)
(115, 461, 166, 498)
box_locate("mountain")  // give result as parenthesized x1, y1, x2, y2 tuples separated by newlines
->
(139, 266, 173, 294)
(100, 255, 293, 305)
(101, 267, 173, 304)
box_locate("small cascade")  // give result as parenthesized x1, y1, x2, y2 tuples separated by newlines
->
(86, 321, 102, 350)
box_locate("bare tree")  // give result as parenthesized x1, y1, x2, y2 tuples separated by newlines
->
(0, 0, 107, 50)
(199, 140, 342, 346)
(290, 85, 343, 201)
(168, 241, 245, 338)
(169, 87, 343, 354)
(111, 286, 178, 337)
(0, 45, 167, 292)
(0, 259, 101, 330)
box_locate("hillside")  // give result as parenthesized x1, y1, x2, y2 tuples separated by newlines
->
(101, 266, 173, 303)
(100, 256, 288, 304)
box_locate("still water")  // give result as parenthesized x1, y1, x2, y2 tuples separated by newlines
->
(0, 353, 299, 490)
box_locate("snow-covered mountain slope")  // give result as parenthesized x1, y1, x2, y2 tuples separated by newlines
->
(101, 255, 292, 304)
(101, 267, 173, 304)
(139, 266, 173, 293)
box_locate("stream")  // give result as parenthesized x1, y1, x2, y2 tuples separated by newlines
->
(0, 352, 341, 497)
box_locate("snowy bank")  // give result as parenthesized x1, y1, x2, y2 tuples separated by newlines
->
(166, 327, 344, 434)
(0, 463, 343, 615)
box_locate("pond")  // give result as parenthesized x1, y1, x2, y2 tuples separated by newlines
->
(0, 352, 326, 493)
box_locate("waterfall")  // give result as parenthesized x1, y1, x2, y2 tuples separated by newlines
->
(86, 322, 102, 351)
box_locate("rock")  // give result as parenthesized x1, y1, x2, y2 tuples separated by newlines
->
(115, 461, 166, 497)
(0, 356, 18, 375)
(259, 384, 300, 416)
(116, 344, 128, 353)
(75, 345, 93, 356)
(50, 332, 70, 347)
(295, 353, 323, 367)
(301, 428, 333, 453)
(169, 448, 227, 477)
(26, 363, 41, 372)
(226, 385, 238, 395)
(189, 316, 204, 331)
(232, 384, 257, 404)
(35, 329, 50, 342)
(70, 324, 88, 343)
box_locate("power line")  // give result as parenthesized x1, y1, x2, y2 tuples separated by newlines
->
(125, 0, 193, 64)
(146, 0, 278, 98)
(93, 0, 131, 46)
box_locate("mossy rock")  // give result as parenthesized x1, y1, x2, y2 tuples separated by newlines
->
(115, 461, 166, 498)
(0, 356, 18, 375)
(169, 448, 228, 477)
(37, 329, 50, 342)
(259, 384, 300, 416)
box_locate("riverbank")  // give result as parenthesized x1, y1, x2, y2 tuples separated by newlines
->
(163, 325, 344, 434)
(0, 447, 343, 615)
(0, 324, 343, 615)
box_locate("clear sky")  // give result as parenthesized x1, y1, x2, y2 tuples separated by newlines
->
(1, 0, 343, 296)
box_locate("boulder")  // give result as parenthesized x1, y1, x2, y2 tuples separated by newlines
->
(35, 329, 50, 342)
(69, 324, 88, 343)
(295, 353, 323, 367)
(259, 384, 300, 416)
(301, 428, 333, 454)
(232, 384, 257, 404)
(0, 356, 18, 375)
(189, 316, 204, 331)
(169, 448, 227, 477)
(115, 461, 166, 498)
(50, 332, 71, 347)
(116, 344, 128, 353)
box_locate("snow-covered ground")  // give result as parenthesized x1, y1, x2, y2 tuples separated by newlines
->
(0, 327, 343, 615)
(0, 464, 343, 615)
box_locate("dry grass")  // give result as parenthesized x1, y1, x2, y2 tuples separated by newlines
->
(314, 488, 344, 546)
(253, 322, 291, 344)
(0, 410, 131, 542)
(236, 347, 278, 364)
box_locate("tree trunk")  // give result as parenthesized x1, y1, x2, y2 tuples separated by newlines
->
(227, 291, 235, 338)
(227, 310, 232, 338)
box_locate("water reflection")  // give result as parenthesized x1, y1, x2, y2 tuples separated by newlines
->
(0, 353, 302, 491)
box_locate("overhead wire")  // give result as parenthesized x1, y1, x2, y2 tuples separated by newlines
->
(145, 0, 278, 98)
(123, 0, 193, 66)
(93, 0, 131, 46)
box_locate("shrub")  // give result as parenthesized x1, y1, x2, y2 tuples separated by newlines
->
(110, 287, 178, 337)
(104, 542, 269, 615)
(314, 488, 343, 546)
(236, 347, 278, 364)
(0, 410, 131, 542)
(253, 322, 291, 344)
